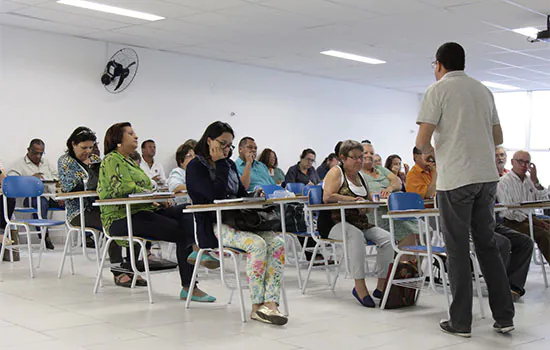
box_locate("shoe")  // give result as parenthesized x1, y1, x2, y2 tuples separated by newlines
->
(187, 251, 220, 270)
(352, 288, 375, 308)
(493, 322, 515, 334)
(256, 305, 288, 326)
(439, 320, 471, 338)
(45, 236, 54, 250)
(251, 310, 273, 324)
(511, 290, 521, 303)
(85, 236, 95, 249)
(372, 289, 383, 299)
(114, 274, 133, 288)
(179, 288, 216, 302)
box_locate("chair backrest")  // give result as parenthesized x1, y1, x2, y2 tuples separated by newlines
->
(286, 182, 305, 195)
(387, 192, 425, 213)
(306, 186, 323, 205)
(302, 184, 318, 196)
(1, 176, 44, 198)
(259, 184, 284, 199)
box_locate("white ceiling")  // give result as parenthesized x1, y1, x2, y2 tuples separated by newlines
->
(1, 0, 549, 93)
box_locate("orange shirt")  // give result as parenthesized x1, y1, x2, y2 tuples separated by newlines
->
(405, 164, 433, 199)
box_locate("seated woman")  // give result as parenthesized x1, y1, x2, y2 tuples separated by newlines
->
(384, 154, 409, 191)
(258, 148, 285, 185)
(316, 153, 340, 181)
(362, 143, 417, 249)
(58, 127, 141, 287)
(285, 149, 321, 185)
(320, 140, 393, 308)
(374, 153, 383, 167)
(186, 121, 287, 325)
(98, 122, 214, 302)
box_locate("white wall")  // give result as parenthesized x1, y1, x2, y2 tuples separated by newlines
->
(0, 25, 421, 175)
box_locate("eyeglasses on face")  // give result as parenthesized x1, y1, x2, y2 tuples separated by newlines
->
(431, 60, 437, 68)
(215, 139, 235, 150)
(29, 149, 45, 156)
(512, 159, 531, 166)
(346, 155, 363, 161)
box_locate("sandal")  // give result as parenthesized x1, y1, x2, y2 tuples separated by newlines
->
(114, 273, 133, 288)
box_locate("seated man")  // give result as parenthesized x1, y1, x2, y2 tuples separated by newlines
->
(7, 139, 62, 249)
(498, 150, 549, 267)
(140, 139, 166, 186)
(496, 146, 510, 177)
(406, 147, 437, 199)
(235, 137, 275, 191)
(405, 147, 534, 301)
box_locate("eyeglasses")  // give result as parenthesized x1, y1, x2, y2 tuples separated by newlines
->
(512, 159, 531, 166)
(431, 60, 437, 68)
(215, 139, 235, 150)
(76, 129, 95, 136)
(346, 155, 363, 161)
(185, 153, 194, 158)
(304, 157, 316, 163)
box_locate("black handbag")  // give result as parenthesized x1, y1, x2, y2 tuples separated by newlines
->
(223, 205, 281, 232)
(282, 203, 307, 233)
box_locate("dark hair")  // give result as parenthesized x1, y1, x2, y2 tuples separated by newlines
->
(323, 153, 338, 165)
(129, 151, 141, 162)
(334, 141, 343, 156)
(339, 140, 363, 157)
(104, 122, 132, 155)
(361, 139, 371, 144)
(258, 148, 278, 168)
(384, 154, 402, 172)
(238, 137, 255, 149)
(300, 148, 316, 159)
(183, 139, 197, 148)
(175, 143, 195, 166)
(195, 121, 235, 159)
(28, 139, 45, 148)
(413, 147, 422, 155)
(435, 42, 465, 71)
(141, 139, 155, 149)
(66, 127, 97, 159)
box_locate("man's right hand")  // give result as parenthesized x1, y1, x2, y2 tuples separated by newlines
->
(245, 151, 255, 165)
(152, 175, 161, 182)
(32, 173, 44, 179)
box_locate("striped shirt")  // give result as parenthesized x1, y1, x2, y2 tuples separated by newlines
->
(497, 170, 549, 222)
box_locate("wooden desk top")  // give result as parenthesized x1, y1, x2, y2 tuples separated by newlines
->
(308, 201, 383, 209)
(185, 201, 266, 210)
(56, 190, 98, 199)
(386, 208, 440, 216)
(94, 194, 175, 204)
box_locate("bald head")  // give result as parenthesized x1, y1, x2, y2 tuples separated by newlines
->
(511, 150, 531, 178)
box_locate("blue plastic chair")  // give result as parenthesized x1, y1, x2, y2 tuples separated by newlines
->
(286, 182, 305, 195)
(1, 176, 65, 278)
(258, 184, 284, 199)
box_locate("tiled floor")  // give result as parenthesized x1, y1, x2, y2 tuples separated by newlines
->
(1, 246, 550, 350)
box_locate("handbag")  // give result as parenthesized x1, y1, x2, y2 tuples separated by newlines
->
(282, 203, 307, 233)
(380, 261, 419, 309)
(222, 205, 281, 232)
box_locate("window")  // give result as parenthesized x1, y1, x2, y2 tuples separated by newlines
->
(494, 92, 529, 150)
(531, 91, 550, 150)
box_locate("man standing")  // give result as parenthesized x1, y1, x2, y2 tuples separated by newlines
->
(405, 147, 437, 199)
(497, 151, 549, 263)
(496, 146, 510, 177)
(8, 139, 61, 249)
(140, 140, 166, 187)
(235, 137, 275, 191)
(416, 42, 514, 337)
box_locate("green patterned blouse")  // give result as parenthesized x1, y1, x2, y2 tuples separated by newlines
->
(98, 151, 156, 231)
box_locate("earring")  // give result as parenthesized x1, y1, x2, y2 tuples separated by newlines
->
(117, 144, 122, 148)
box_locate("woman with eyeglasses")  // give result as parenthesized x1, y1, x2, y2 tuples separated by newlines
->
(284, 148, 321, 185)
(186, 121, 288, 325)
(319, 140, 393, 308)
(58, 126, 136, 286)
(98, 122, 215, 301)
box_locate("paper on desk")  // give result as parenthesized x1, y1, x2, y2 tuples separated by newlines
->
(213, 197, 266, 204)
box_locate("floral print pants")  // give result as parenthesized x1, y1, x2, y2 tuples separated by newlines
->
(215, 224, 285, 304)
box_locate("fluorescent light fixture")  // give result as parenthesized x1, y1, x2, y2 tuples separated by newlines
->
(512, 27, 539, 37)
(482, 81, 520, 90)
(57, 0, 165, 21)
(320, 50, 386, 65)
